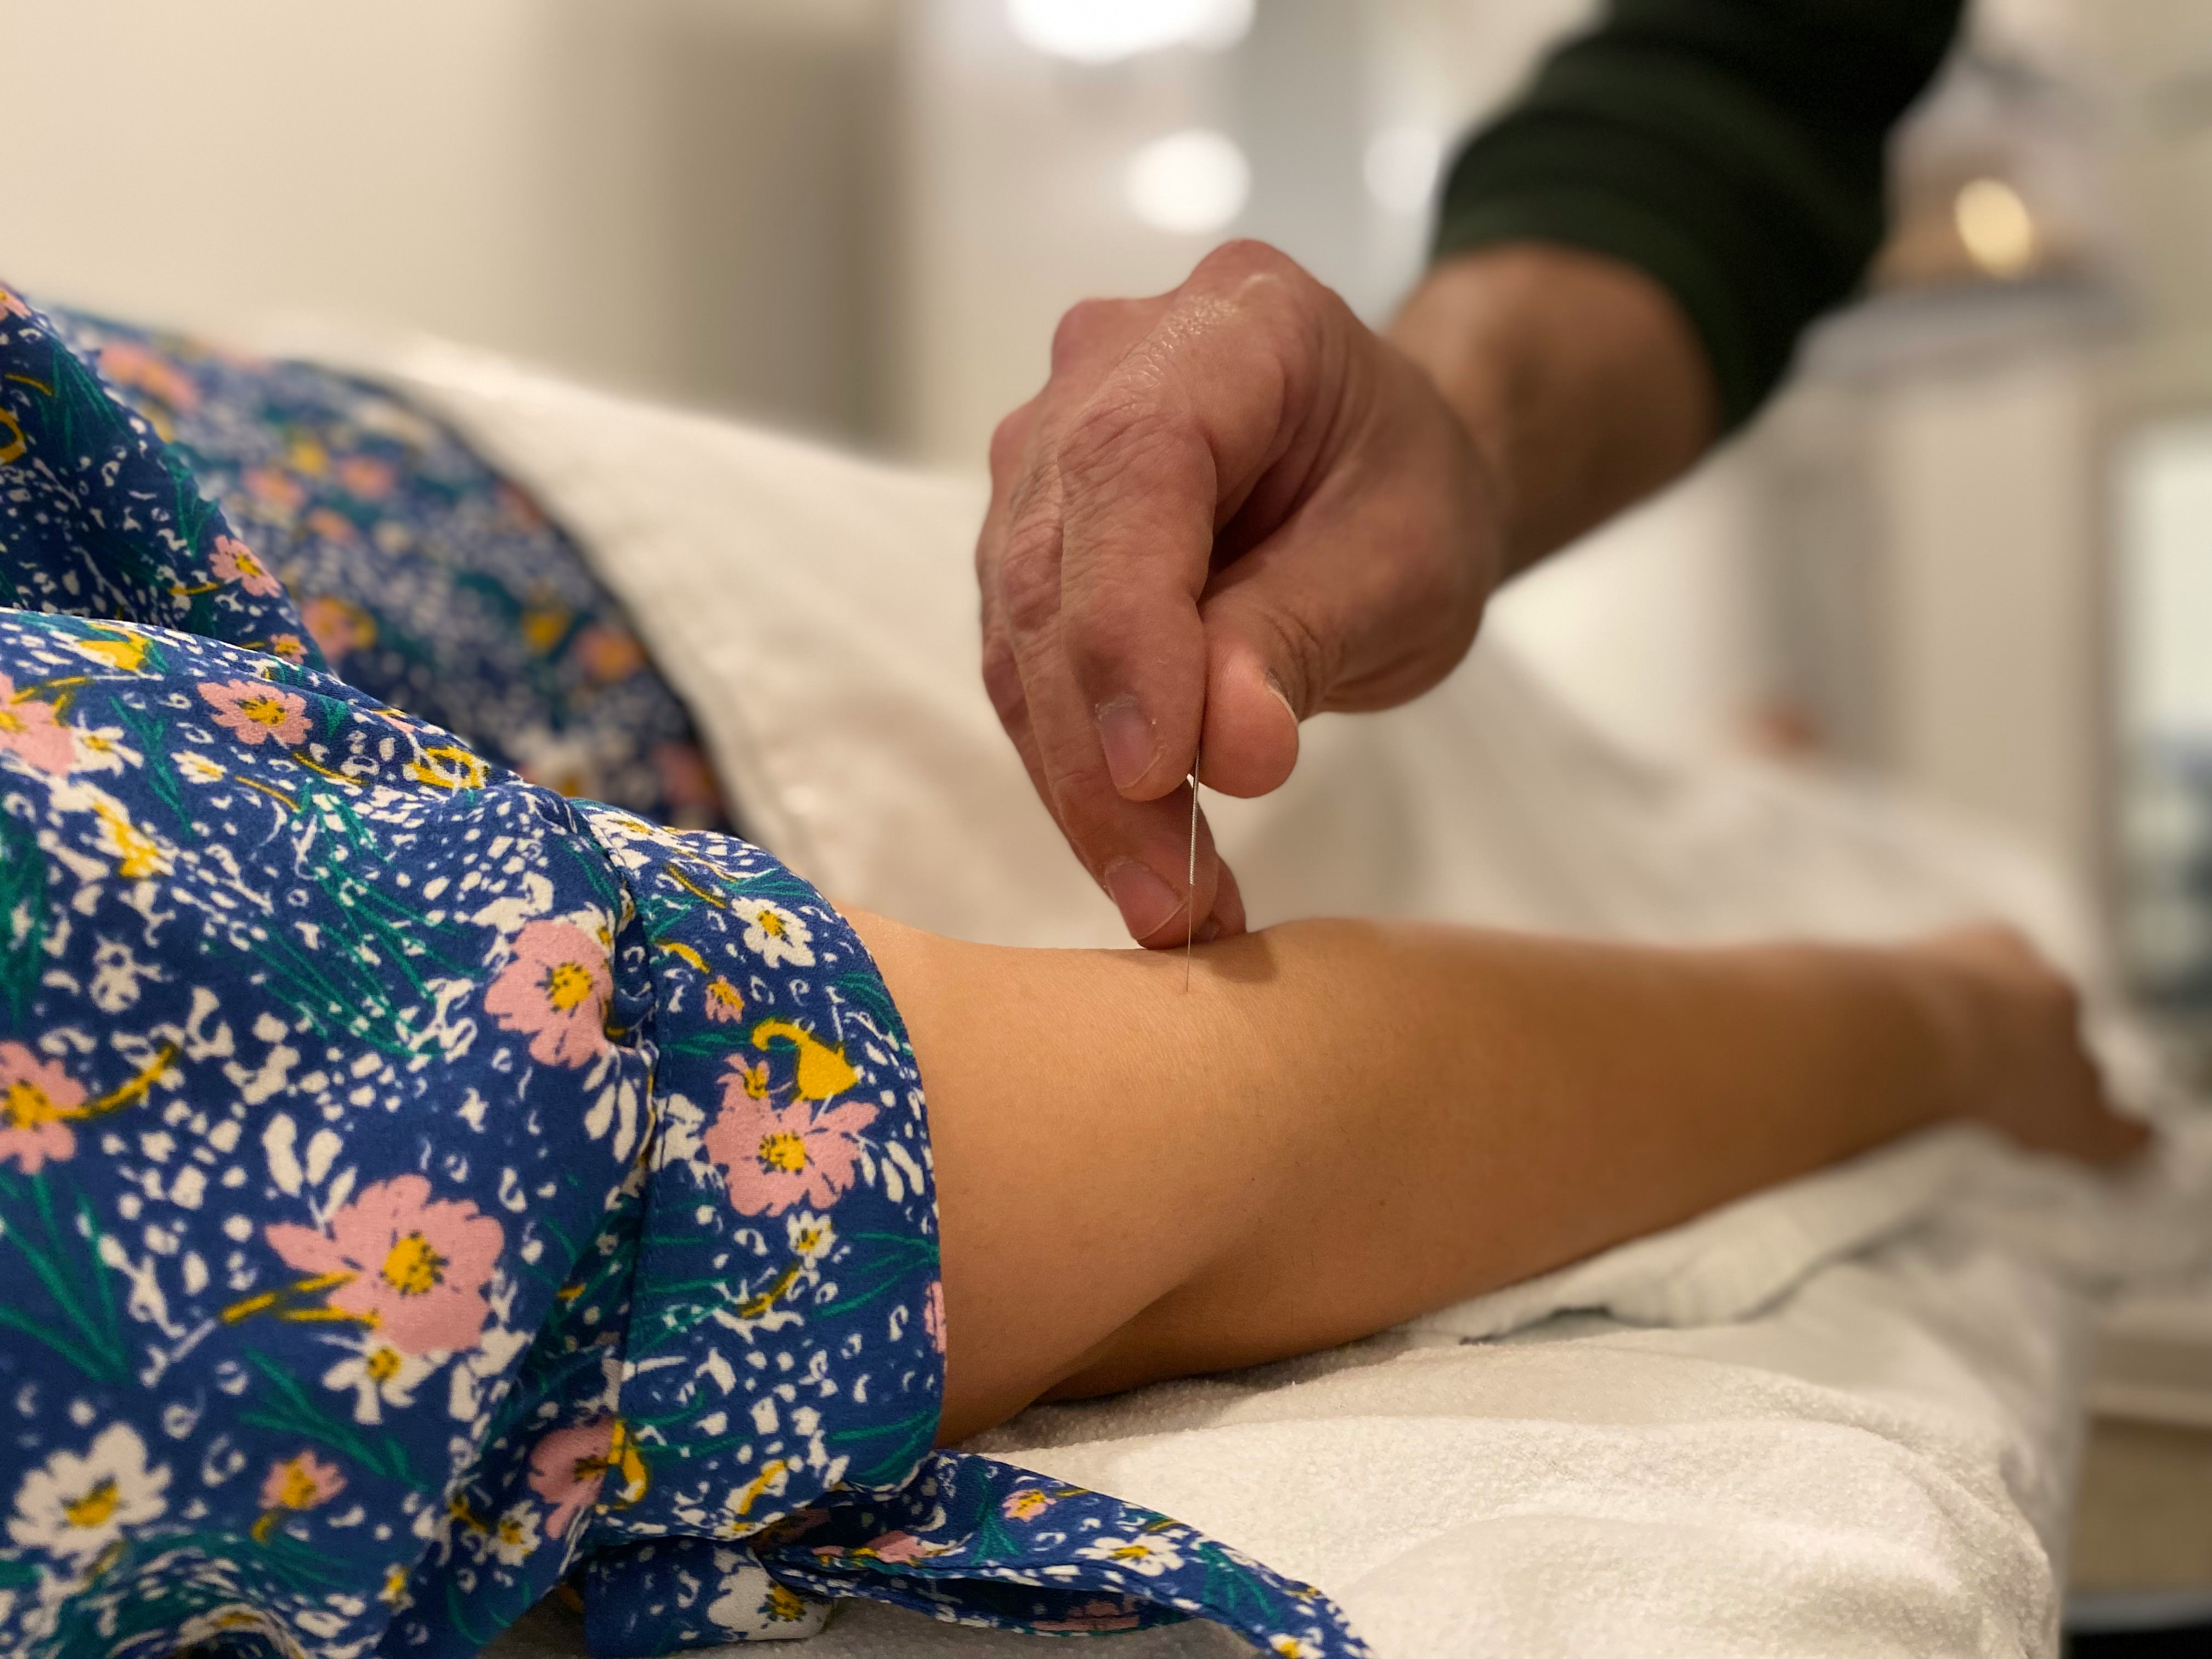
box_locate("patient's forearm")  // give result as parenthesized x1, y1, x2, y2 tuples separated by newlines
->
(1092, 924, 1981, 1393)
(849, 913, 2125, 1440)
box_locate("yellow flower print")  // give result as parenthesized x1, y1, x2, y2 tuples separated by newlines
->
(749, 1018, 859, 1102)
(93, 801, 172, 879)
(603, 1420, 650, 1508)
(69, 628, 151, 674)
(406, 745, 488, 791)
(763, 1584, 811, 1622)
(520, 606, 571, 654)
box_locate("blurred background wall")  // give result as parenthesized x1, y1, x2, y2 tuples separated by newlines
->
(4, 0, 2211, 1006)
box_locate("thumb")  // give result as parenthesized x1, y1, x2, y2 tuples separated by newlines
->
(1193, 588, 1324, 802)
(1195, 633, 1304, 801)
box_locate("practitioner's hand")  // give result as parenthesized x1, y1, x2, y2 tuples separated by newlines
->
(977, 240, 1503, 946)
(979, 239, 1719, 947)
(1914, 923, 2150, 1165)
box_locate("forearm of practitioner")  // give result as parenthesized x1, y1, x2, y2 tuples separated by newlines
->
(848, 913, 2143, 1442)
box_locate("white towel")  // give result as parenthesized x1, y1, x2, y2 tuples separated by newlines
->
(279, 327, 2212, 1658)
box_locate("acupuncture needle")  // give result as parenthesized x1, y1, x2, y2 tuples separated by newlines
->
(1184, 741, 1200, 991)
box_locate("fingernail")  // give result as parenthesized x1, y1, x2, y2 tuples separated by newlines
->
(1263, 671, 1297, 722)
(1194, 917, 1222, 944)
(1094, 696, 1159, 793)
(1103, 858, 1183, 938)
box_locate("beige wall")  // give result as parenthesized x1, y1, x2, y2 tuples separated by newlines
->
(0, 0, 893, 438)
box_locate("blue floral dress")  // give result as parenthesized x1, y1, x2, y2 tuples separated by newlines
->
(0, 287, 1368, 1659)
(40, 308, 733, 834)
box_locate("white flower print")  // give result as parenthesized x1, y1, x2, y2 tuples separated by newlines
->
(731, 897, 813, 967)
(173, 748, 225, 783)
(7, 1423, 171, 1564)
(322, 1338, 440, 1425)
(1077, 1534, 1186, 1578)
(786, 1210, 836, 1265)
(379, 1562, 415, 1613)
(486, 1501, 541, 1566)
(68, 726, 140, 775)
(87, 938, 165, 1014)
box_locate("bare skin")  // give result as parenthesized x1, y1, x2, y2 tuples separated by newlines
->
(846, 911, 2145, 1444)
(978, 240, 1717, 946)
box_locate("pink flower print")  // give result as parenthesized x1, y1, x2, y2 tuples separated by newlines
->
(258, 1451, 345, 1514)
(304, 507, 359, 544)
(199, 679, 309, 748)
(252, 1451, 345, 1542)
(209, 535, 283, 597)
(703, 977, 745, 1025)
(245, 466, 306, 515)
(527, 1423, 608, 1538)
(923, 1279, 946, 1354)
(0, 286, 29, 320)
(527, 1417, 647, 1537)
(337, 455, 396, 499)
(703, 1068, 877, 1217)
(268, 634, 310, 667)
(0, 675, 77, 775)
(483, 920, 613, 1067)
(573, 624, 645, 685)
(1001, 1487, 1056, 1522)
(97, 341, 200, 411)
(0, 1042, 84, 1174)
(264, 1175, 504, 1354)
(301, 595, 376, 664)
(859, 1531, 933, 1565)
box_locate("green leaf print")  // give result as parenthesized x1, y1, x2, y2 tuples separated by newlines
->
(0, 805, 47, 1024)
(0, 1168, 132, 1384)
(238, 1353, 427, 1491)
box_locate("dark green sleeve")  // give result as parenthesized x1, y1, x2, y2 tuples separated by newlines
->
(1433, 0, 1964, 430)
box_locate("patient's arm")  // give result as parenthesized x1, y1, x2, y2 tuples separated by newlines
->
(847, 913, 2141, 1442)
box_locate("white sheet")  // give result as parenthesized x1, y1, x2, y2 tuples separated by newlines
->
(284, 328, 2212, 1659)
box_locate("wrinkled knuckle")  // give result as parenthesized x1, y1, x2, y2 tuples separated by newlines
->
(1056, 397, 1191, 500)
(996, 516, 1065, 637)
(1060, 564, 1156, 684)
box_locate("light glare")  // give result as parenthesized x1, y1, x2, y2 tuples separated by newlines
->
(1954, 177, 2037, 280)
(1008, 0, 1253, 64)
(1126, 129, 1250, 235)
